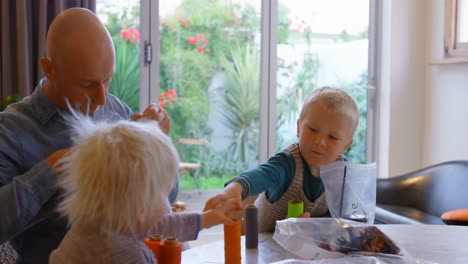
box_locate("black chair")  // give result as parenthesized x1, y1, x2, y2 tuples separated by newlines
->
(375, 160, 468, 224)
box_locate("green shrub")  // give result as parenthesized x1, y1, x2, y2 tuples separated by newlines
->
(160, 49, 214, 163)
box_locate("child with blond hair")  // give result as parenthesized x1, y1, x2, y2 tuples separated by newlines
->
(205, 86, 360, 232)
(49, 117, 239, 263)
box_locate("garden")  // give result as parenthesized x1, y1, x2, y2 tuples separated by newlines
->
(97, 0, 368, 190)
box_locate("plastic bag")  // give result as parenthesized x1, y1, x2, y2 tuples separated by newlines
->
(271, 255, 439, 264)
(320, 161, 377, 224)
(273, 218, 401, 260)
(272, 218, 438, 264)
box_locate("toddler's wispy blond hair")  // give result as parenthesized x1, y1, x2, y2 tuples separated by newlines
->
(299, 86, 359, 137)
(57, 116, 179, 235)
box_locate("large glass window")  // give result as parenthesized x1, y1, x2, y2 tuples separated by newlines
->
(159, 0, 262, 189)
(276, 0, 369, 163)
(97, 0, 374, 191)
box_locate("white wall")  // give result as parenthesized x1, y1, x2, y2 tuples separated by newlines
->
(424, 0, 468, 166)
(379, 0, 468, 177)
(379, 0, 426, 177)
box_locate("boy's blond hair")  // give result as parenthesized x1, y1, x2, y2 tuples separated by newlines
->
(299, 86, 360, 136)
(57, 116, 179, 235)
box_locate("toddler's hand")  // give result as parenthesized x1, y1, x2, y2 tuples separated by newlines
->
(200, 198, 243, 229)
(204, 182, 242, 212)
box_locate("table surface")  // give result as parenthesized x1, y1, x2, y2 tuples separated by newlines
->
(182, 224, 468, 264)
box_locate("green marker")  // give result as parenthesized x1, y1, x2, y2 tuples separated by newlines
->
(288, 200, 304, 218)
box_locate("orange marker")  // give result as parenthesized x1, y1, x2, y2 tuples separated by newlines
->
(159, 237, 182, 264)
(144, 235, 163, 261)
(224, 220, 241, 264)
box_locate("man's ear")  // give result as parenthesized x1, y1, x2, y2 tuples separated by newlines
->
(296, 119, 301, 138)
(40, 57, 54, 80)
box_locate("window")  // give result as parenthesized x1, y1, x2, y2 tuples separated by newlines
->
(97, 1, 141, 112)
(97, 0, 377, 191)
(445, 0, 468, 57)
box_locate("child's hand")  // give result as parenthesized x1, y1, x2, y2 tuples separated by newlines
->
(298, 212, 311, 218)
(284, 211, 311, 219)
(204, 182, 243, 212)
(200, 198, 243, 229)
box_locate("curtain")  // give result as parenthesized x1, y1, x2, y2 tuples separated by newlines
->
(0, 0, 96, 101)
(0, 2, 96, 261)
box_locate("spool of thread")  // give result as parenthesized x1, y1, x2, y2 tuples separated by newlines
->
(287, 200, 304, 218)
(245, 205, 258, 249)
(159, 237, 182, 264)
(144, 235, 163, 261)
(224, 220, 241, 264)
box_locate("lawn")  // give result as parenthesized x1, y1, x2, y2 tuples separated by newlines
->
(179, 173, 233, 190)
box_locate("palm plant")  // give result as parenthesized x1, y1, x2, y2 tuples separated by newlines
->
(110, 36, 140, 112)
(220, 44, 259, 165)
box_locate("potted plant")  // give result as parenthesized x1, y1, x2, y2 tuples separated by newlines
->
(0, 95, 22, 111)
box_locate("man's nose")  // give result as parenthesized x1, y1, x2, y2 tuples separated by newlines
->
(93, 83, 107, 106)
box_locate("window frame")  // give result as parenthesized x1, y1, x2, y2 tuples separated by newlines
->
(445, 0, 468, 57)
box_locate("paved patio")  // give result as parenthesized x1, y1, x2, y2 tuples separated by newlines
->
(176, 189, 225, 248)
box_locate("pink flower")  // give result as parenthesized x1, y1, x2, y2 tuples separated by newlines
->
(188, 38, 199, 45)
(159, 89, 178, 108)
(129, 28, 141, 41)
(120, 27, 141, 42)
(181, 19, 190, 26)
(196, 33, 205, 40)
(120, 30, 130, 41)
(198, 46, 204, 53)
(167, 89, 178, 98)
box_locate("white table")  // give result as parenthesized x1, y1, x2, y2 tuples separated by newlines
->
(182, 225, 468, 264)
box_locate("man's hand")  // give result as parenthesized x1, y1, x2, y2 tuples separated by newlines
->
(46, 148, 69, 176)
(200, 198, 244, 230)
(133, 103, 171, 134)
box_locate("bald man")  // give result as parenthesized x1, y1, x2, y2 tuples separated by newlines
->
(0, 8, 208, 264)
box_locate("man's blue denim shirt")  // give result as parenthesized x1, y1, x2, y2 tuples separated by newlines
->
(0, 79, 134, 264)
